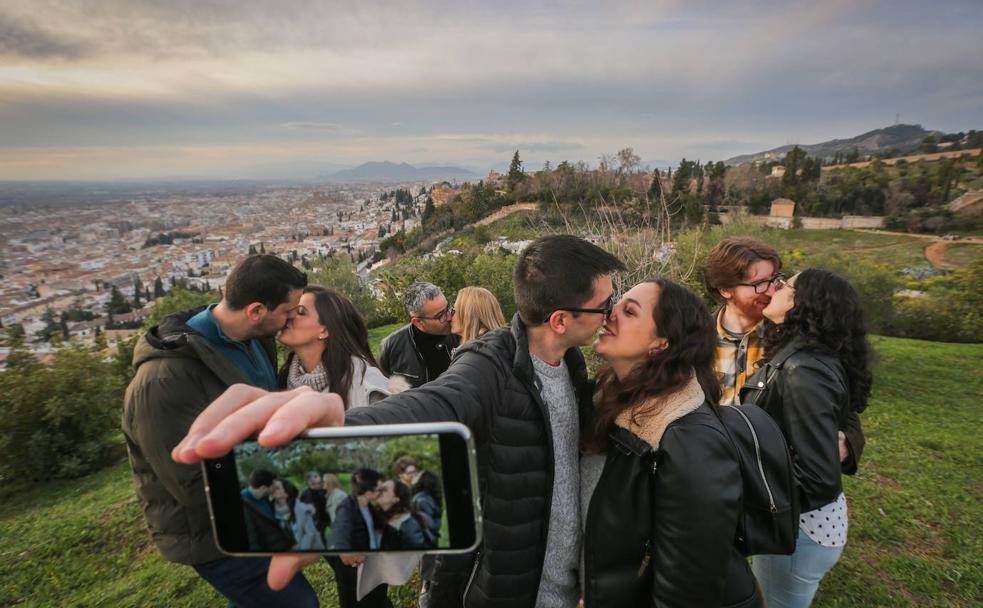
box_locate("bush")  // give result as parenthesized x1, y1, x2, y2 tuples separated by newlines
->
(0, 338, 124, 483)
(308, 254, 391, 327)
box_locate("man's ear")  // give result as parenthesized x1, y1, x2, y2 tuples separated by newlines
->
(717, 287, 734, 302)
(245, 302, 267, 322)
(547, 311, 568, 335)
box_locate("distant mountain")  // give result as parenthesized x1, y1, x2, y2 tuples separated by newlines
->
(324, 161, 479, 183)
(725, 124, 944, 165)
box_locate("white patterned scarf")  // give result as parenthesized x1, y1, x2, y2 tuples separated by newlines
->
(286, 355, 330, 392)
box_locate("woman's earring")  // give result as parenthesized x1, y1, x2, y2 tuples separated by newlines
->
(318, 335, 328, 342)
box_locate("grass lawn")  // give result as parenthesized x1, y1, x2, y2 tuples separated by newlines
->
(941, 242, 983, 268)
(785, 230, 932, 269)
(1, 335, 979, 607)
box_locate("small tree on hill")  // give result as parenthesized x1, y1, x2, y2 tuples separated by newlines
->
(507, 150, 526, 192)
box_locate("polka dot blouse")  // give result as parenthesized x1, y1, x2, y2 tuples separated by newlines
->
(800, 492, 848, 547)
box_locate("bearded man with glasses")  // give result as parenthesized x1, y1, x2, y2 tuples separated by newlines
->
(379, 281, 460, 388)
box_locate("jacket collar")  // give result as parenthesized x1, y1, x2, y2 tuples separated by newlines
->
(612, 375, 706, 450)
(766, 336, 812, 368)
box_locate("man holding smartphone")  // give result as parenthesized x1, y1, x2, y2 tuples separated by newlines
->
(122, 254, 315, 608)
(174, 235, 625, 608)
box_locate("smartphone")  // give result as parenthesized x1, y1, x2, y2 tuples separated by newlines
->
(202, 422, 481, 555)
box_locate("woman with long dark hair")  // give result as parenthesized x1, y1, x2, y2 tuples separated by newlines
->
(410, 470, 444, 543)
(580, 278, 760, 607)
(742, 269, 872, 608)
(278, 286, 400, 407)
(376, 479, 433, 549)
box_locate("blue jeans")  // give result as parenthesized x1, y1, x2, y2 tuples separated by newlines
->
(751, 528, 844, 608)
(193, 556, 319, 608)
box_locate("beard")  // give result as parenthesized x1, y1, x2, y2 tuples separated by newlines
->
(730, 293, 771, 324)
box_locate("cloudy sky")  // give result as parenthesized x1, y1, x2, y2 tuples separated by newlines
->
(1, 0, 981, 180)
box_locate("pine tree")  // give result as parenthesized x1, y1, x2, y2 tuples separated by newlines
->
(153, 277, 165, 298)
(507, 150, 525, 192)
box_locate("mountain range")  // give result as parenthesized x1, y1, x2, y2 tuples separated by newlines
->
(724, 124, 944, 165)
(322, 161, 479, 183)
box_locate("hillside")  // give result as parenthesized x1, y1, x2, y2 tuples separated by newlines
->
(726, 124, 943, 165)
(0, 333, 980, 607)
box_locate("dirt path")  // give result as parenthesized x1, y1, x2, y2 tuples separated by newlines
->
(849, 229, 983, 270)
(925, 240, 956, 270)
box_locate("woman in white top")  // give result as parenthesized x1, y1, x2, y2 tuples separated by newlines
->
(277, 286, 395, 407)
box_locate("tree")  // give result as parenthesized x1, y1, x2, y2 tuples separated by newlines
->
(106, 285, 132, 315)
(133, 277, 143, 308)
(248, 244, 257, 255)
(141, 288, 216, 329)
(259, 242, 266, 254)
(507, 150, 526, 192)
(616, 147, 641, 174)
(648, 170, 664, 200)
(153, 276, 165, 298)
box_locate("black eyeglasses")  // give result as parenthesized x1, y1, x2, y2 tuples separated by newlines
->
(544, 295, 614, 324)
(735, 273, 786, 295)
(415, 306, 454, 322)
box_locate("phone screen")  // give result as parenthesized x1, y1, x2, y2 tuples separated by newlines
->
(203, 424, 479, 555)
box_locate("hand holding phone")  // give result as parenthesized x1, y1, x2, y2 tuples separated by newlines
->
(202, 423, 481, 556)
(173, 384, 345, 464)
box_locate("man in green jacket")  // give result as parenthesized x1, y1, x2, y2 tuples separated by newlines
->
(122, 254, 313, 607)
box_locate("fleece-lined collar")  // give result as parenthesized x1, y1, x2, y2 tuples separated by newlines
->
(613, 376, 705, 450)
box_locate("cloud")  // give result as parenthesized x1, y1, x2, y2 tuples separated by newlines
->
(283, 121, 344, 132)
(0, 12, 89, 59)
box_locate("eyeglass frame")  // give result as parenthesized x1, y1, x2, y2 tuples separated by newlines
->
(414, 305, 455, 322)
(543, 295, 614, 324)
(734, 273, 786, 295)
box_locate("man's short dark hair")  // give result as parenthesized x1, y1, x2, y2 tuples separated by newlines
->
(248, 468, 276, 489)
(351, 468, 383, 496)
(703, 237, 782, 303)
(224, 254, 308, 311)
(513, 235, 625, 324)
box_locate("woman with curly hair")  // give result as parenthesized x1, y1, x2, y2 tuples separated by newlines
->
(741, 269, 872, 608)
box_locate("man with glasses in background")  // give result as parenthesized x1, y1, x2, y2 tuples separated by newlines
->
(379, 281, 460, 388)
(703, 236, 864, 471)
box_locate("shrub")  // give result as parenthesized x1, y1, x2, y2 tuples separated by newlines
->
(0, 338, 124, 483)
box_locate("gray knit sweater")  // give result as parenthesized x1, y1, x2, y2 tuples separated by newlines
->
(531, 354, 582, 608)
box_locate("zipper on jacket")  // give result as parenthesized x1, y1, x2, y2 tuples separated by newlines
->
(462, 549, 482, 604)
(733, 406, 777, 512)
(637, 539, 652, 577)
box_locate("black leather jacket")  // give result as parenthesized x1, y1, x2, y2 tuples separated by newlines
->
(378, 323, 459, 388)
(582, 380, 761, 608)
(347, 314, 592, 608)
(740, 338, 859, 511)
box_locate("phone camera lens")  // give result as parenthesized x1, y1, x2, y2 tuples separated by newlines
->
(214, 463, 222, 469)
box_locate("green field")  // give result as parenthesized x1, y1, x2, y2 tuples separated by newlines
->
(1, 334, 979, 607)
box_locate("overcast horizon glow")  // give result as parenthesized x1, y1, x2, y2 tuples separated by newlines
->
(1, 0, 981, 180)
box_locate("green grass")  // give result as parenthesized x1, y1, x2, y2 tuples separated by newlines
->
(812, 336, 982, 607)
(1, 335, 979, 607)
(942, 242, 983, 268)
(786, 229, 932, 269)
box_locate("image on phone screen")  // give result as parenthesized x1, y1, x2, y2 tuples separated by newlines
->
(203, 424, 479, 555)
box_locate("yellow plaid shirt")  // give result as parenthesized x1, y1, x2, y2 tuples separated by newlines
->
(714, 308, 765, 406)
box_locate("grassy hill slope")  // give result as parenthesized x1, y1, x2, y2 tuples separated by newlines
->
(1, 334, 979, 607)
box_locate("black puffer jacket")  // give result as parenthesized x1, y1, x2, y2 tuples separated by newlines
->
(582, 378, 760, 608)
(378, 323, 459, 388)
(740, 338, 854, 511)
(346, 314, 592, 608)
